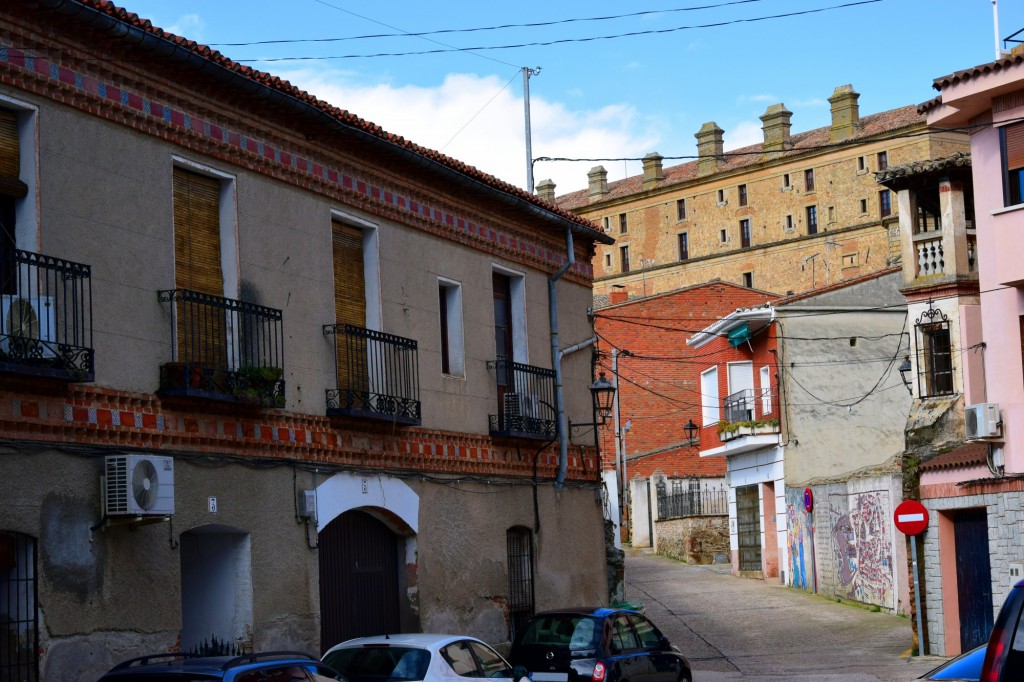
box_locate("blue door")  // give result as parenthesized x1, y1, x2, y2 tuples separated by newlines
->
(954, 508, 993, 650)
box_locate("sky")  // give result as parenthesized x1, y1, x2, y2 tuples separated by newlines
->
(121, 0, 1024, 194)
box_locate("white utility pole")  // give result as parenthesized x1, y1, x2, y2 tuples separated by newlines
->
(994, 0, 1004, 59)
(523, 67, 541, 194)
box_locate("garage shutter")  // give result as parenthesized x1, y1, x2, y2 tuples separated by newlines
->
(332, 222, 366, 390)
(0, 109, 27, 199)
(173, 168, 226, 366)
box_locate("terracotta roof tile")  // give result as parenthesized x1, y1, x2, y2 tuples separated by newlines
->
(556, 106, 925, 210)
(73, 1, 603, 238)
(931, 50, 1024, 93)
(919, 442, 990, 472)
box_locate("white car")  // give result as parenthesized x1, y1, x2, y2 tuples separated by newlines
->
(322, 633, 525, 682)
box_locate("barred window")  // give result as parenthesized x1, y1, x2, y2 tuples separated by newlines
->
(916, 309, 954, 397)
(507, 526, 535, 641)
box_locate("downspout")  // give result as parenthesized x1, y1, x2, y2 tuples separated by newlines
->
(551, 227, 575, 487)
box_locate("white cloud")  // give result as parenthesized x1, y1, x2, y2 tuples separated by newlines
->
(274, 67, 658, 194)
(164, 14, 205, 41)
(738, 94, 778, 104)
(724, 120, 764, 150)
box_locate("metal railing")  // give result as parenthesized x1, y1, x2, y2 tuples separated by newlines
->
(157, 289, 284, 407)
(488, 359, 557, 439)
(657, 479, 728, 519)
(723, 387, 778, 424)
(0, 247, 93, 381)
(323, 324, 420, 424)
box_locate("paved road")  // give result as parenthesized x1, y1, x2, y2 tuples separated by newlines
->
(624, 547, 950, 681)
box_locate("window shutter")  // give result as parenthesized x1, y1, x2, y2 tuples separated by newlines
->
(1005, 122, 1024, 171)
(332, 222, 367, 391)
(0, 109, 27, 199)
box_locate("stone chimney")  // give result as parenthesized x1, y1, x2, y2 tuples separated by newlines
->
(695, 122, 725, 176)
(588, 166, 609, 201)
(609, 289, 629, 305)
(760, 104, 793, 153)
(828, 84, 862, 143)
(642, 152, 664, 188)
(536, 178, 556, 202)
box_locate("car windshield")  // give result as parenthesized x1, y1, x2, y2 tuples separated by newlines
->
(519, 616, 601, 650)
(323, 646, 431, 682)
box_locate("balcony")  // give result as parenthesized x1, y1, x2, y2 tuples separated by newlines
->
(488, 359, 557, 440)
(157, 289, 284, 407)
(719, 388, 779, 443)
(323, 324, 420, 425)
(0, 248, 93, 381)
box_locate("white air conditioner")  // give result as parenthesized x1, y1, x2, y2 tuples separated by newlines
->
(965, 403, 1001, 440)
(0, 295, 56, 357)
(105, 455, 175, 516)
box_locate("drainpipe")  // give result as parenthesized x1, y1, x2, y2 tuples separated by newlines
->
(551, 227, 575, 487)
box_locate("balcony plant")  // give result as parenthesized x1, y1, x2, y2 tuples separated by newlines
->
(717, 417, 779, 439)
(231, 365, 284, 408)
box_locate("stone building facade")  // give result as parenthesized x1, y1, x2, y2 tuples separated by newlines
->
(550, 85, 969, 304)
(0, 2, 612, 680)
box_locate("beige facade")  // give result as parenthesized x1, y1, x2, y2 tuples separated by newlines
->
(551, 86, 970, 303)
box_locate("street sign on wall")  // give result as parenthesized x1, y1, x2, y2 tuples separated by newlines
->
(894, 499, 929, 536)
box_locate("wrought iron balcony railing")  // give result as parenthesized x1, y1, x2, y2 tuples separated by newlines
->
(488, 359, 557, 440)
(0, 247, 93, 381)
(720, 387, 779, 442)
(157, 289, 284, 407)
(323, 324, 420, 425)
(657, 479, 728, 519)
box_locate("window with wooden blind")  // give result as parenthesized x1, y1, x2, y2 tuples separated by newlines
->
(172, 167, 226, 366)
(1001, 122, 1024, 206)
(332, 221, 367, 392)
(0, 109, 19, 296)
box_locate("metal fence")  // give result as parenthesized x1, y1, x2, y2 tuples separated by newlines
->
(0, 247, 93, 381)
(657, 478, 728, 519)
(489, 359, 557, 439)
(723, 387, 774, 423)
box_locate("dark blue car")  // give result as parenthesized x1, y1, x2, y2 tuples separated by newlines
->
(97, 651, 344, 681)
(509, 608, 691, 682)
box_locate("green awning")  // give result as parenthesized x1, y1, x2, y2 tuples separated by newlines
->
(728, 322, 751, 347)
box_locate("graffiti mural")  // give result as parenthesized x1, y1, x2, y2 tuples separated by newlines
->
(785, 488, 812, 591)
(827, 490, 894, 609)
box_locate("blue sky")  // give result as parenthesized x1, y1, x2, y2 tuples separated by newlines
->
(123, 0, 1024, 193)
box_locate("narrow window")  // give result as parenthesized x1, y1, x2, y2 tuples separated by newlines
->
(1002, 122, 1024, 206)
(603, 216, 610, 233)
(860, 199, 868, 214)
(438, 279, 464, 377)
(676, 198, 686, 221)
(604, 253, 612, 268)
(742, 272, 753, 288)
(0, 532, 38, 681)
(740, 219, 751, 248)
(507, 527, 535, 640)
(917, 317, 953, 396)
(877, 151, 888, 170)
(678, 233, 689, 261)
(738, 184, 748, 207)
(785, 214, 794, 231)
(620, 245, 630, 272)
(700, 366, 720, 425)
(717, 188, 725, 204)
(828, 205, 835, 223)
(805, 168, 815, 192)
(719, 228, 728, 243)
(618, 213, 627, 234)
(857, 156, 866, 172)
(782, 173, 791, 189)
(879, 189, 892, 217)
(806, 206, 818, 235)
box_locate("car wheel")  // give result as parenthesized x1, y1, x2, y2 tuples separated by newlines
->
(677, 670, 692, 682)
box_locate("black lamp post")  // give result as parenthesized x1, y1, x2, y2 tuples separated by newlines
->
(684, 419, 699, 446)
(569, 372, 617, 434)
(898, 357, 913, 395)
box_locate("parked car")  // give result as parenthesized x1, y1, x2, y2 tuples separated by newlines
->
(97, 651, 343, 681)
(918, 645, 986, 681)
(509, 608, 692, 682)
(322, 633, 526, 682)
(980, 578, 1024, 681)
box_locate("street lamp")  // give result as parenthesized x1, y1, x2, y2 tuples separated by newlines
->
(898, 357, 913, 395)
(569, 372, 617, 433)
(684, 419, 699, 446)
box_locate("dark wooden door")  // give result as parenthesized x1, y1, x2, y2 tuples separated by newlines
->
(736, 485, 762, 572)
(319, 510, 400, 652)
(954, 508, 993, 651)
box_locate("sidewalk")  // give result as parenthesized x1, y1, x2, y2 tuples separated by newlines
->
(623, 547, 949, 681)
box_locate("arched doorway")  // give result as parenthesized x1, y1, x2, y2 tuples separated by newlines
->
(319, 510, 401, 650)
(179, 524, 253, 654)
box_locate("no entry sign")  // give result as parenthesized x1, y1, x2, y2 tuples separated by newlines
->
(894, 500, 929, 536)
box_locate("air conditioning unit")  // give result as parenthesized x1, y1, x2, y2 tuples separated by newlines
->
(105, 455, 175, 516)
(965, 403, 1001, 440)
(0, 295, 56, 356)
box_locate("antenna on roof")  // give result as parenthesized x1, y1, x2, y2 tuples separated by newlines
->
(994, 0, 1007, 59)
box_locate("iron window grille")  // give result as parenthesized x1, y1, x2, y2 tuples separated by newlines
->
(915, 308, 954, 397)
(506, 526, 535, 641)
(0, 247, 93, 381)
(157, 289, 284, 407)
(323, 324, 421, 425)
(0, 531, 38, 682)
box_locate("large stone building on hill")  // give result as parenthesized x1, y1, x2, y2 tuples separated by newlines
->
(548, 85, 969, 305)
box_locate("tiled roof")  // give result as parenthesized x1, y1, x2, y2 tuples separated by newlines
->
(65, 1, 605, 240)
(775, 266, 902, 305)
(931, 50, 1024, 92)
(556, 106, 925, 210)
(919, 442, 989, 472)
(875, 152, 971, 189)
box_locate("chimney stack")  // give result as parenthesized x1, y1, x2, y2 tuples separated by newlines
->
(642, 152, 664, 188)
(536, 178, 556, 202)
(588, 166, 609, 201)
(760, 104, 793, 153)
(695, 122, 725, 176)
(828, 84, 862, 143)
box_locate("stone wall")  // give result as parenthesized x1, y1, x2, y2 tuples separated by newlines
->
(655, 515, 729, 564)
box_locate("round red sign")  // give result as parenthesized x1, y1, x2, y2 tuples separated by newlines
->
(894, 500, 929, 536)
